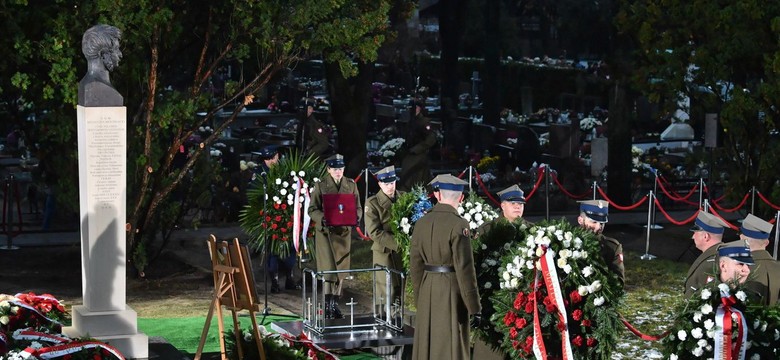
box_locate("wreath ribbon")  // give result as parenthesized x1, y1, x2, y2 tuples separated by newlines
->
(12, 328, 70, 344)
(21, 341, 125, 360)
(714, 294, 747, 360)
(293, 177, 303, 253)
(532, 247, 574, 360)
(300, 186, 312, 254)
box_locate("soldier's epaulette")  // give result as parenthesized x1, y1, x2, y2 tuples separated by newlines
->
(347, 178, 355, 184)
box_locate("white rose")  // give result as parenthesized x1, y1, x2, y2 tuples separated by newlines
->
(290, 171, 296, 176)
(700, 303, 713, 315)
(298, 171, 306, 177)
(696, 339, 707, 348)
(703, 319, 715, 330)
(463, 213, 472, 221)
(275, 178, 282, 185)
(503, 272, 511, 281)
(557, 258, 567, 269)
(578, 285, 589, 296)
(691, 347, 703, 356)
(282, 181, 289, 188)
(475, 213, 483, 221)
(735, 291, 747, 302)
(593, 296, 605, 306)
(693, 311, 702, 323)
(677, 330, 687, 341)
(510, 278, 518, 288)
(582, 266, 593, 277)
(563, 264, 572, 274)
(280, 189, 288, 196)
(717, 283, 730, 294)
(0, 315, 8, 325)
(589, 280, 602, 293)
(700, 289, 711, 300)
(691, 328, 703, 339)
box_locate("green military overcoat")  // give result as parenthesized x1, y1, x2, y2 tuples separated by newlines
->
(364, 190, 405, 305)
(308, 174, 361, 295)
(745, 249, 780, 305)
(475, 214, 532, 239)
(684, 244, 719, 296)
(303, 114, 330, 159)
(598, 234, 625, 287)
(409, 203, 481, 360)
(399, 113, 436, 190)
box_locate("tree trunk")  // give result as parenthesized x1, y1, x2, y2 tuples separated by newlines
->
(438, 0, 466, 123)
(483, 0, 501, 126)
(325, 61, 372, 179)
(607, 80, 632, 204)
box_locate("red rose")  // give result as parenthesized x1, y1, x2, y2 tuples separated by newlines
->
(513, 297, 523, 310)
(570, 290, 582, 304)
(586, 337, 596, 347)
(573, 335, 583, 347)
(93, 354, 101, 360)
(509, 327, 518, 339)
(274, 203, 280, 209)
(272, 223, 278, 229)
(515, 291, 526, 304)
(524, 302, 534, 314)
(503, 311, 516, 326)
(545, 302, 556, 313)
(514, 318, 527, 329)
(512, 340, 520, 350)
(524, 336, 534, 353)
(280, 227, 287, 233)
(581, 319, 592, 327)
(572, 309, 583, 321)
(272, 234, 279, 240)
(258, 210, 264, 215)
(265, 216, 271, 222)
(287, 221, 293, 227)
(281, 203, 287, 210)
(556, 321, 567, 332)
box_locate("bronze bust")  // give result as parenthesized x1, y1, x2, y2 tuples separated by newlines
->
(78, 24, 123, 107)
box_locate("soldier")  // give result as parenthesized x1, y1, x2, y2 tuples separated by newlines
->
(476, 184, 531, 237)
(410, 174, 481, 360)
(308, 154, 361, 318)
(399, 101, 436, 190)
(577, 200, 625, 286)
(717, 241, 754, 284)
(298, 102, 330, 159)
(364, 166, 405, 312)
(740, 214, 780, 304)
(684, 210, 727, 296)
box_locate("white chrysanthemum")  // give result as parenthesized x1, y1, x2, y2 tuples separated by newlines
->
(691, 328, 703, 339)
(562, 264, 572, 274)
(700, 303, 713, 315)
(703, 318, 715, 330)
(700, 289, 711, 300)
(706, 329, 715, 339)
(670, 355, 678, 360)
(287, 194, 294, 200)
(677, 330, 687, 341)
(280, 189, 288, 196)
(282, 181, 289, 188)
(691, 347, 703, 356)
(275, 178, 282, 185)
(287, 199, 294, 205)
(475, 213, 483, 221)
(582, 266, 593, 277)
(273, 196, 281, 202)
(696, 339, 707, 348)
(736, 291, 747, 302)
(526, 261, 535, 269)
(693, 311, 702, 323)
(299, 196, 305, 202)
(593, 296, 605, 306)
(463, 213, 472, 221)
(290, 171, 296, 176)
(578, 285, 589, 296)
(298, 171, 306, 177)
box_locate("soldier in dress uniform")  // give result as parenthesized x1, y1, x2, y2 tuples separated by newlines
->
(577, 200, 625, 286)
(399, 101, 436, 190)
(364, 166, 405, 312)
(299, 102, 330, 159)
(308, 154, 361, 318)
(684, 210, 727, 296)
(717, 241, 754, 284)
(740, 214, 780, 304)
(476, 184, 531, 237)
(410, 174, 481, 360)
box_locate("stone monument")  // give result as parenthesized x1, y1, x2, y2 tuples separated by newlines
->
(65, 24, 148, 359)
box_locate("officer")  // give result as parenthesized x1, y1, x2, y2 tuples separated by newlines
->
(308, 154, 362, 318)
(717, 240, 754, 284)
(577, 200, 625, 286)
(410, 174, 480, 360)
(684, 210, 727, 296)
(741, 214, 780, 304)
(399, 100, 436, 190)
(251, 145, 279, 183)
(298, 101, 330, 159)
(476, 184, 531, 237)
(364, 165, 405, 313)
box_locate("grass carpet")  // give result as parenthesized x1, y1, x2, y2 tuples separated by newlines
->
(138, 315, 381, 359)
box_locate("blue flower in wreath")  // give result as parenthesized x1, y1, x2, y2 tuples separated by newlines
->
(410, 194, 432, 223)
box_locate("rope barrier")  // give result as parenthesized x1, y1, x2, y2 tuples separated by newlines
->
(354, 172, 362, 182)
(473, 169, 502, 207)
(708, 206, 739, 230)
(620, 314, 671, 341)
(757, 191, 780, 211)
(551, 173, 591, 200)
(596, 186, 648, 210)
(652, 198, 700, 226)
(354, 226, 372, 241)
(457, 167, 468, 179)
(709, 192, 749, 213)
(525, 167, 546, 201)
(655, 177, 699, 204)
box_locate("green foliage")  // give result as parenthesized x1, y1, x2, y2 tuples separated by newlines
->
(388, 186, 431, 272)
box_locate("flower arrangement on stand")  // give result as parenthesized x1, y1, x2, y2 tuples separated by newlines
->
(240, 150, 326, 259)
(490, 220, 624, 359)
(456, 193, 499, 233)
(0, 293, 124, 360)
(660, 281, 780, 359)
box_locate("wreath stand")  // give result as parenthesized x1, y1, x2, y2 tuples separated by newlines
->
(194, 235, 267, 360)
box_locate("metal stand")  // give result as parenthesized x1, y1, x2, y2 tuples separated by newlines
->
(640, 191, 657, 260)
(0, 175, 23, 250)
(643, 171, 663, 230)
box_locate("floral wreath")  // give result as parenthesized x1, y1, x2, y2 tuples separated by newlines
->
(490, 219, 624, 359)
(240, 150, 325, 258)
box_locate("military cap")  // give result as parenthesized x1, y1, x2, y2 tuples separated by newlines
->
(252, 145, 279, 160)
(740, 213, 774, 240)
(690, 210, 727, 235)
(718, 241, 755, 265)
(497, 184, 526, 204)
(374, 165, 398, 183)
(427, 174, 448, 189)
(324, 154, 345, 168)
(579, 200, 609, 223)
(433, 174, 468, 192)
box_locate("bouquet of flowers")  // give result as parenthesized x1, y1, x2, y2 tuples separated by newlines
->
(456, 193, 499, 232)
(661, 281, 780, 359)
(390, 186, 433, 271)
(240, 150, 325, 258)
(0, 293, 68, 334)
(225, 326, 338, 360)
(490, 220, 624, 359)
(477, 156, 500, 174)
(377, 138, 406, 164)
(579, 117, 602, 132)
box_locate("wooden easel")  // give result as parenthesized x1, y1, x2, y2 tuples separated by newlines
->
(195, 235, 267, 360)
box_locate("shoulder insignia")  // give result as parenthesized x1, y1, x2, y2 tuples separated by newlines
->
(618, 253, 623, 263)
(463, 228, 470, 237)
(706, 275, 714, 283)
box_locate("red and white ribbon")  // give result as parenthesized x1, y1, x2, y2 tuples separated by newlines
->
(714, 294, 747, 360)
(9, 301, 64, 327)
(12, 328, 70, 344)
(292, 177, 303, 253)
(301, 186, 312, 254)
(532, 247, 574, 360)
(532, 269, 548, 360)
(29, 341, 125, 359)
(280, 332, 339, 359)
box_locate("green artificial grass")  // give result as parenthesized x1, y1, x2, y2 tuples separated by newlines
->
(137, 315, 383, 359)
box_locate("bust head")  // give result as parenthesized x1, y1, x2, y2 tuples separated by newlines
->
(82, 25, 122, 72)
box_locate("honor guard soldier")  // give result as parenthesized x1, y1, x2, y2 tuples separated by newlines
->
(364, 166, 405, 312)
(741, 214, 780, 304)
(476, 184, 531, 237)
(577, 200, 625, 286)
(717, 241, 754, 284)
(308, 154, 361, 318)
(299, 101, 330, 159)
(399, 100, 436, 190)
(410, 174, 481, 360)
(684, 210, 727, 296)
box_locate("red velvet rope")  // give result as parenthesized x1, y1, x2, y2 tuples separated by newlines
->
(457, 168, 468, 179)
(709, 192, 749, 213)
(655, 177, 699, 204)
(354, 171, 362, 182)
(354, 226, 372, 241)
(473, 169, 502, 206)
(596, 187, 649, 210)
(653, 198, 700, 225)
(525, 167, 546, 200)
(619, 314, 671, 341)
(708, 206, 739, 230)
(551, 173, 591, 200)
(757, 191, 780, 211)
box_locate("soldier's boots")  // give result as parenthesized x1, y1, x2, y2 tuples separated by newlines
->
(330, 295, 344, 319)
(270, 273, 281, 293)
(285, 271, 301, 290)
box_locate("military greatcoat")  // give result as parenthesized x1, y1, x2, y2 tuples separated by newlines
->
(745, 249, 780, 305)
(308, 174, 361, 295)
(598, 234, 625, 286)
(365, 190, 405, 305)
(399, 113, 436, 190)
(475, 214, 532, 239)
(684, 244, 719, 296)
(410, 203, 481, 360)
(302, 113, 330, 159)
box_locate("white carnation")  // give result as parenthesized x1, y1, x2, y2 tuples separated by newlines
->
(275, 178, 282, 185)
(593, 296, 605, 306)
(691, 327, 703, 339)
(691, 347, 703, 356)
(703, 319, 715, 330)
(298, 171, 306, 177)
(735, 291, 747, 302)
(700, 289, 711, 300)
(677, 330, 687, 341)
(582, 266, 593, 277)
(700, 303, 713, 315)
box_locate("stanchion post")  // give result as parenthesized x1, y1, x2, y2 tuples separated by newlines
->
(592, 181, 597, 200)
(649, 171, 663, 230)
(640, 191, 657, 260)
(363, 168, 369, 223)
(751, 186, 756, 215)
(774, 210, 780, 260)
(703, 199, 710, 212)
(544, 165, 550, 221)
(699, 178, 704, 209)
(468, 166, 473, 193)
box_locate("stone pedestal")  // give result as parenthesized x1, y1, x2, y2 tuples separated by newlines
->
(66, 105, 148, 359)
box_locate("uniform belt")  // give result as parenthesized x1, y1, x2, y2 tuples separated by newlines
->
(424, 265, 455, 273)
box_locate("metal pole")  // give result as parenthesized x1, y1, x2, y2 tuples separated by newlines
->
(592, 181, 597, 200)
(774, 211, 780, 260)
(703, 199, 710, 213)
(699, 178, 704, 209)
(650, 172, 662, 229)
(751, 186, 756, 215)
(641, 191, 656, 260)
(364, 168, 369, 222)
(468, 166, 473, 193)
(545, 165, 550, 221)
